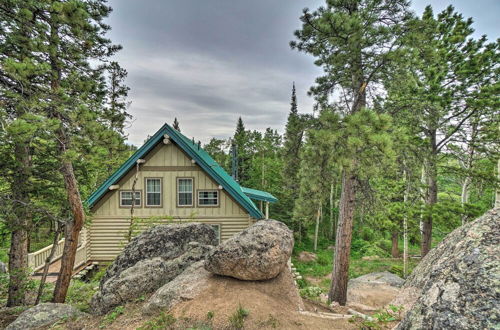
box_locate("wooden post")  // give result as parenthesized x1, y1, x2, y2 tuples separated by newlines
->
(265, 202, 269, 219)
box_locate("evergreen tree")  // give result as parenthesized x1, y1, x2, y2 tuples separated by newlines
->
(282, 83, 307, 228)
(292, 0, 411, 305)
(0, 0, 129, 303)
(173, 117, 180, 131)
(233, 117, 251, 184)
(385, 6, 499, 256)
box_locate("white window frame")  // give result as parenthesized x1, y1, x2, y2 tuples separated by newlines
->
(119, 190, 142, 207)
(145, 178, 162, 207)
(177, 177, 194, 207)
(197, 190, 219, 207)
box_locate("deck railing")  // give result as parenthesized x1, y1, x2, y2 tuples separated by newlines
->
(27, 238, 66, 272)
(27, 229, 89, 272)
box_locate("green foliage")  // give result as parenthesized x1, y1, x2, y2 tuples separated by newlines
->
(100, 306, 125, 328)
(229, 304, 249, 329)
(138, 312, 176, 330)
(66, 280, 99, 313)
(299, 286, 323, 298)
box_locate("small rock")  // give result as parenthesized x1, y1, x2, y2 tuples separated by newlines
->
(361, 255, 380, 261)
(204, 220, 294, 280)
(297, 251, 318, 263)
(6, 303, 83, 330)
(329, 301, 340, 309)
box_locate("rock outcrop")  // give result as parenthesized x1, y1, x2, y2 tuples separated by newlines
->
(143, 261, 211, 315)
(298, 251, 317, 263)
(347, 271, 403, 311)
(204, 219, 293, 280)
(6, 303, 83, 330)
(91, 223, 217, 315)
(395, 209, 499, 330)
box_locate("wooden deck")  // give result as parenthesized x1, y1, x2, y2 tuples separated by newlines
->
(31, 259, 89, 283)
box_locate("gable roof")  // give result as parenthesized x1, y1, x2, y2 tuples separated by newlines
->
(86, 123, 264, 219)
(241, 187, 278, 203)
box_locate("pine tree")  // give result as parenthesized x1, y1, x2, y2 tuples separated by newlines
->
(173, 117, 180, 131)
(233, 117, 251, 184)
(292, 0, 411, 305)
(385, 6, 499, 256)
(282, 83, 307, 228)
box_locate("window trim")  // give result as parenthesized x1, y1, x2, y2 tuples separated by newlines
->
(197, 189, 220, 208)
(119, 190, 142, 208)
(176, 177, 194, 207)
(210, 223, 221, 244)
(144, 177, 163, 208)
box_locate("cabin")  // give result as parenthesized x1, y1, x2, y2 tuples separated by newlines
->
(28, 123, 278, 272)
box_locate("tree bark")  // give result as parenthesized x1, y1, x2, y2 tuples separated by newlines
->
(314, 204, 321, 251)
(36, 225, 61, 305)
(421, 148, 437, 257)
(391, 232, 399, 258)
(52, 159, 85, 303)
(328, 171, 357, 305)
(7, 143, 31, 307)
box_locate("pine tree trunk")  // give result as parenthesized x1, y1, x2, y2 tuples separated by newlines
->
(36, 225, 61, 305)
(391, 232, 399, 258)
(328, 171, 357, 305)
(314, 205, 321, 251)
(330, 183, 334, 240)
(421, 151, 437, 257)
(7, 143, 31, 307)
(52, 159, 85, 303)
(48, 18, 86, 303)
(403, 167, 409, 277)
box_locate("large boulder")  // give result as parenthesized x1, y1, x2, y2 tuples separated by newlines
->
(91, 223, 217, 315)
(101, 223, 217, 283)
(6, 303, 83, 330)
(394, 209, 499, 330)
(143, 261, 211, 315)
(204, 219, 293, 280)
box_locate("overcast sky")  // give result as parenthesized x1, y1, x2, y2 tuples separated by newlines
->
(105, 0, 499, 146)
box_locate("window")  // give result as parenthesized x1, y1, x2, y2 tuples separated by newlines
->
(145, 178, 162, 206)
(120, 191, 141, 207)
(177, 178, 193, 206)
(210, 224, 221, 244)
(198, 190, 219, 206)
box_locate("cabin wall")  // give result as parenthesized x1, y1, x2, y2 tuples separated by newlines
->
(89, 142, 253, 261)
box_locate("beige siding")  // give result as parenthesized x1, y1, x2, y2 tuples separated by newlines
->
(90, 141, 253, 261)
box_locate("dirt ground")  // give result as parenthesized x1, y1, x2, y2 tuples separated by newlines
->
(62, 268, 357, 330)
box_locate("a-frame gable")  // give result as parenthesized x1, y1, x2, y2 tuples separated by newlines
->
(86, 123, 264, 219)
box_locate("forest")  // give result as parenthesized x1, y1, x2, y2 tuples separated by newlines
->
(0, 0, 498, 322)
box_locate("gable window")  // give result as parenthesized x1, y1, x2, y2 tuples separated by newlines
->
(177, 178, 193, 206)
(210, 224, 221, 244)
(198, 190, 219, 206)
(120, 191, 141, 207)
(145, 178, 162, 207)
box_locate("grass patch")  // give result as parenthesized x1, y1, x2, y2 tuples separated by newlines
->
(229, 304, 249, 329)
(100, 305, 125, 328)
(138, 312, 176, 330)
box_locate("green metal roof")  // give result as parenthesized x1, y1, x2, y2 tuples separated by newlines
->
(241, 187, 278, 203)
(86, 123, 265, 219)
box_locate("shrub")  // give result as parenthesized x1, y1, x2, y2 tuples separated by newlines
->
(299, 286, 323, 298)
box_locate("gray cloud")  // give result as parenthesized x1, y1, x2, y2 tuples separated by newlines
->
(106, 0, 499, 146)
